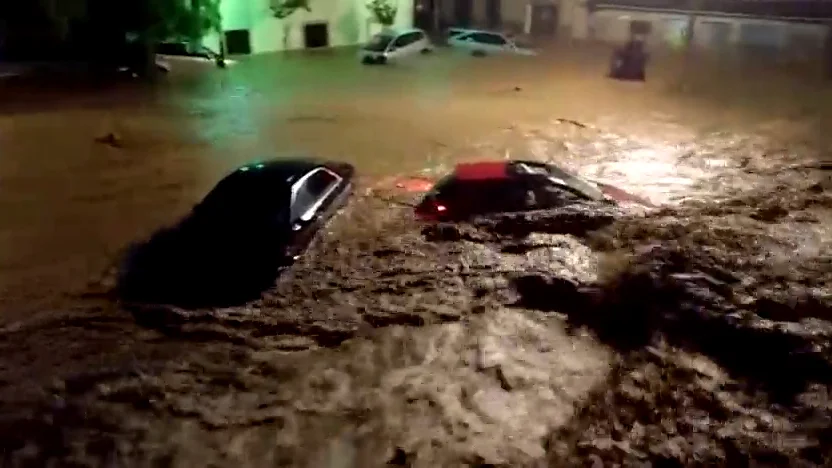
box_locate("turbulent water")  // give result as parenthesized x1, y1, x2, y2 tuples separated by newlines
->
(1, 47, 831, 466)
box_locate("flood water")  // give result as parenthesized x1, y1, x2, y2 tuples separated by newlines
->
(0, 45, 831, 466)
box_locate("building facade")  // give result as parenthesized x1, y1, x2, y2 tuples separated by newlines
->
(429, 0, 830, 59)
(588, 3, 829, 58)
(426, 0, 561, 36)
(206, 0, 415, 54)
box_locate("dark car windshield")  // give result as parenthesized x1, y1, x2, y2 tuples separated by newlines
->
(364, 34, 395, 52)
(197, 171, 290, 222)
(512, 161, 607, 201)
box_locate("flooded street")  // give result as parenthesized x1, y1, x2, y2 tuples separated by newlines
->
(1, 45, 831, 466)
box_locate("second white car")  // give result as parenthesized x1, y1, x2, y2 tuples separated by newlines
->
(447, 29, 536, 57)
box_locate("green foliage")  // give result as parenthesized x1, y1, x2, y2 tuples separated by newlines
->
(271, 0, 312, 19)
(367, 0, 397, 26)
(127, 0, 222, 42)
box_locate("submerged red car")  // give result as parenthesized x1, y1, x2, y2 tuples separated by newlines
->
(415, 160, 649, 221)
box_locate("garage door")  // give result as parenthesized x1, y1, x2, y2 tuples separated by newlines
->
(739, 22, 782, 51)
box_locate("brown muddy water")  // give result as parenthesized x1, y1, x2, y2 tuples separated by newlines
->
(0, 45, 831, 466)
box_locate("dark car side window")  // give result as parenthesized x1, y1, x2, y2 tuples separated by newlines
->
(291, 169, 338, 221)
(393, 32, 418, 48)
(392, 34, 408, 48)
(529, 177, 587, 208)
(471, 33, 507, 46)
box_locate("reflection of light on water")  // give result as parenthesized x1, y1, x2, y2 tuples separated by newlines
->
(581, 144, 724, 206)
(185, 82, 284, 149)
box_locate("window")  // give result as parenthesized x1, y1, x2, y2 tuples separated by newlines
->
(436, 178, 534, 216)
(392, 34, 408, 48)
(471, 32, 507, 46)
(448, 28, 469, 39)
(291, 169, 338, 221)
(530, 178, 588, 207)
(739, 23, 782, 50)
(393, 32, 420, 48)
(198, 172, 290, 221)
(365, 34, 395, 52)
(305, 169, 338, 197)
(514, 162, 606, 202)
(629, 20, 652, 36)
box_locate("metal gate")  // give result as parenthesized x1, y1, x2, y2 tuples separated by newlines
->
(530, 4, 558, 36)
(486, 0, 502, 29)
(454, 0, 473, 27)
(706, 21, 732, 49)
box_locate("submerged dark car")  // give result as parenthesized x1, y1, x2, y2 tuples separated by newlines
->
(415, 160, 649, 221)
(119, 158, 354, 305)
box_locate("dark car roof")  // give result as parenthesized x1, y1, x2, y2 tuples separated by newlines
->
(197, 158, 321, 212)
(233, 158, 322, 185)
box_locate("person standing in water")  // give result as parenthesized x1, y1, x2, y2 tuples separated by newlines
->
(609, 33, 648, 81)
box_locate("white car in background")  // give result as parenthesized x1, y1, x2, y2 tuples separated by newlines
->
(155, 42, 235, 72)
(359, 28, 434, 65)
(447, 28, 536, 57)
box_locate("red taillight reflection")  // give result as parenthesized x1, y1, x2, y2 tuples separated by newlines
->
(415, 200, 448, 221)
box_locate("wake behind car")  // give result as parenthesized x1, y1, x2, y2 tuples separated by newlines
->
(154, 42, 233, 72)
(118, 158, 354, 305)
(415, 160, 649, 222)
(359, 28, 433, 65)
(446, 29, 536, 57)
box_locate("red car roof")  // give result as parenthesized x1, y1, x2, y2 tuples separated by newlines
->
(453, 161, 509, 181)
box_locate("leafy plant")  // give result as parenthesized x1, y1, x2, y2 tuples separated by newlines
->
(130, 0, 222, 43)
(367, 0, 397, 26)
(270, 0, 312, 50)
(271, 0, 312, 19)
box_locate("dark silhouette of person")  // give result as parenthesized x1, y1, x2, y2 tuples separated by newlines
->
(609, 36, 647, 81)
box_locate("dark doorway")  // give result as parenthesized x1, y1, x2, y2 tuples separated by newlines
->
(224, 29, 251, 55)
(414, 0, 437, 32)
(530, 4, 558, 37)
(454, 0, 473, 27)
(304, 22, 329, 49)
(629, 20, 652, 36)
(486, 0, 502, 29)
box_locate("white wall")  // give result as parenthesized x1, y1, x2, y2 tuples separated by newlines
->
(207, 0, 414, 54)
(502, 0, 530, 27)
(441, 0, 533, 31)
(589, 9, 828, 52)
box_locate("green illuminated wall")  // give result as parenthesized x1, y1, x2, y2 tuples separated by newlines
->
(206, 0, 414, 53)
(220, 0, 254, 30)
